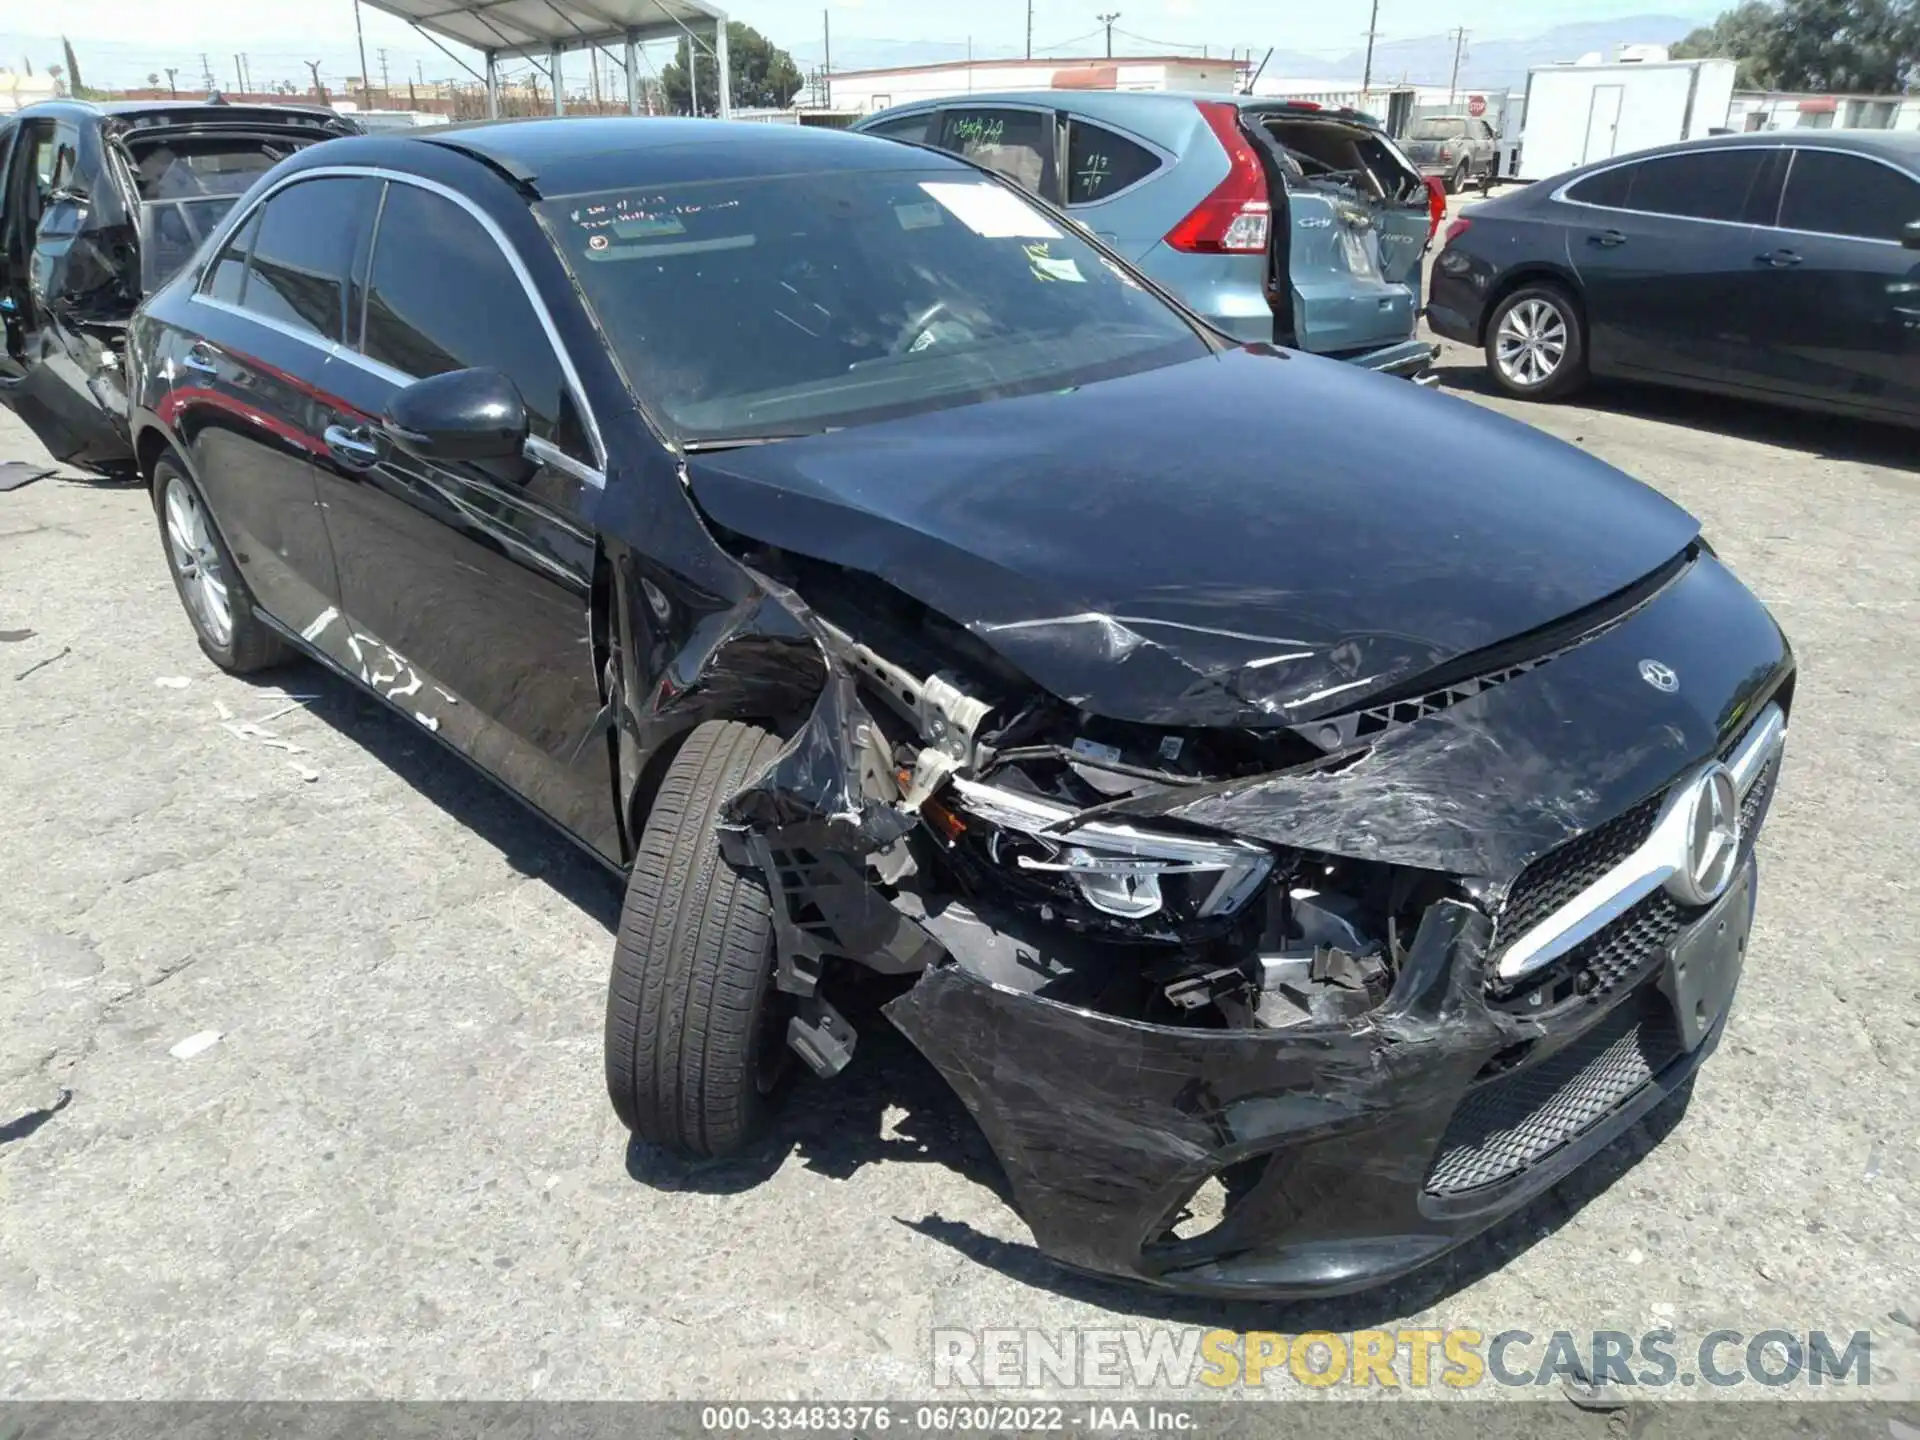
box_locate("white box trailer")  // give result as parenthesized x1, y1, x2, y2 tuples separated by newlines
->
(1514, 59, 1737, 181)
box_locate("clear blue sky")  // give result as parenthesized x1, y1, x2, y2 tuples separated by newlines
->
(9, 0, 1711, 92)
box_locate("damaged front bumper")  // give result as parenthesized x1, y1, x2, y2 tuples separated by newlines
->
(882, 865, 1752, 1297)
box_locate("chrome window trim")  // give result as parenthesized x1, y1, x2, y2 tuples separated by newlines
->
(185, 163, 607, 480)
(1494, 703, 1787, 982)
(1551, 142, 1920, 248)
(192, 293, 415, 388)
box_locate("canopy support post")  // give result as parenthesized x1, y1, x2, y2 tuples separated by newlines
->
(625, 30, 639, 114)
(551, 41, 565, 114)
(713, 14, 730, 118)
(484, 48, 499, 117)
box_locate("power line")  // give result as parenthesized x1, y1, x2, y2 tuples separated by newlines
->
(1447, 27, 1469, 104)
(1361, 0, 1381, 91)
(1108, 25, 1205, 50)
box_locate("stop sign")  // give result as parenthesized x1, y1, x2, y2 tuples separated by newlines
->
(1467, 94, 1488, 117)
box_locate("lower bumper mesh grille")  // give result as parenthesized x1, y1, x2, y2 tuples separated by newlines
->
(1425, 997, 1684, 1198)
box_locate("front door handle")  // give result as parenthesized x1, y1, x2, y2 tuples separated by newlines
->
(323, 423, 380, 470)
(1755, 249, 1803, 267)
(1588, 229, 1627, 248)
(181, 341, 218, 374)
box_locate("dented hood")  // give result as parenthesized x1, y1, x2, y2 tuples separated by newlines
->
(686, 347, 1698, 726)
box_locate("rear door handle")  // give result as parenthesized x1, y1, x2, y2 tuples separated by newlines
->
(1755, 249, 1803, 267)
(323, 423, 380, 470)
(181, 341, 218, 374)
(1588, 229, 1627, 248)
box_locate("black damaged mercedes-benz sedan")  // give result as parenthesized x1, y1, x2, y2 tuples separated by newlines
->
(126, 117, 1792, 1298)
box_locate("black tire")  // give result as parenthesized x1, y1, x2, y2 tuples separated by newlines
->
(605, 720, 791, 1157)
(152, 449, 292, 673)
(1447, 161, 1468, 196)
(1483, 282, 1588, 402)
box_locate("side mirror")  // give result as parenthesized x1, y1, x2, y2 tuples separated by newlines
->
(1904, 219, 1920, 251)
(382, 367, 529, 463)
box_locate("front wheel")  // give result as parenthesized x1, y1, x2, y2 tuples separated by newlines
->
(1485, 284, 1588, 401)
(605, 720, 793, 1157)
(153, 450, 292, 673)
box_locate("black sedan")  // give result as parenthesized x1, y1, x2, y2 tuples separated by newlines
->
(127, 117, 1792, 1299)
(1429, 131, 1920, 425)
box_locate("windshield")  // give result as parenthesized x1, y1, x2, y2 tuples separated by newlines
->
(1410, 118, 1469, 141)
(538, 167, 1211, 444)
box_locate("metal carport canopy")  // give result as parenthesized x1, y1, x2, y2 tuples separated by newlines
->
(360, 0, 730, 119)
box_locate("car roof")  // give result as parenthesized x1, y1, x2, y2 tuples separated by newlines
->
(865, 88, 1383, 126)
(9, 97, 341, 124)
(403, 116, 971, 196)
(1610, 127, 1920, 168)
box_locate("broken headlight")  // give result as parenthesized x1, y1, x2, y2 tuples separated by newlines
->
(945, 776, 1274, 925)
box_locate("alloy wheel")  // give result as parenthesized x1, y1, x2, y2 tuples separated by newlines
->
(1494, 298, 1569, 389)
(162, 476, 233, 648)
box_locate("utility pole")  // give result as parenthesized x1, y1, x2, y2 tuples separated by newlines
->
(1097, 11, 1119, 58)
(1447, 27, 1468, 105)
(353, 0, 372, 109)
(199, 53, 215, 91)
(1026, 0, 1033, 59)
(305, 59, 327, 102)
(1360, 0, 1380, 92)
(378, 47, 391, 100)
(233, 54, 244, 92)
(164, 66, 178, 97)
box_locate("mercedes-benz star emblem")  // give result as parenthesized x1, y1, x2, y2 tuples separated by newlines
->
(1639, 658, 1679, 693)
(1667, 763, 1741, 905)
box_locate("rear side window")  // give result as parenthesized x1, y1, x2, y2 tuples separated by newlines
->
(241, 176, 380, 342)
(865, 113, 933, 143)
(1616, 150, 1769, 223)
(938, 107, 1050, 193)
(1567, 166, 1632, 207)
(1778, 149, 1920, 242)
(201, 208, 259, 304)
(1066, 120, 1161, 204)
(360, 182, 578, 453)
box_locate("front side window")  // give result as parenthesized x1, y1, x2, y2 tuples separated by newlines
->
(540, 166, 1210, 445)
(360, 182, 576, 451)
(1066, 120, 1161, 204)
(1778, 149, 1920, 242)
(938, 108, 1050, 193)
(241, 176, 380, 342)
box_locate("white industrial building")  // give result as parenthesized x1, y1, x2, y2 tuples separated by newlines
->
(824, 55, 1243, 114)
(1729, 90, 1920, 132)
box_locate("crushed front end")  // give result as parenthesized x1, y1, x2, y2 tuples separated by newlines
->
(707, 535, 1792, 1297)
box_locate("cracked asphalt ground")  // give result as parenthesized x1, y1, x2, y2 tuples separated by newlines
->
(2, 320, 1917, 1404)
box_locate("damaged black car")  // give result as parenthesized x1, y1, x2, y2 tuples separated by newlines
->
(0, 97, 357, 466)
(126, 118, 1793, 1299)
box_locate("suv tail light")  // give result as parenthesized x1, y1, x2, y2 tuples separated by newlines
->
(1165, 101, 1271, 254)
(1424, 175, 1448, 242)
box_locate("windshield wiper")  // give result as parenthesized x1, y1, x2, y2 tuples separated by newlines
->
(679, 432, 824, 454)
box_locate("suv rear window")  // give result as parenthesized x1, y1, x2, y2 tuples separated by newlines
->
(1066, 121, 1161, 204)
